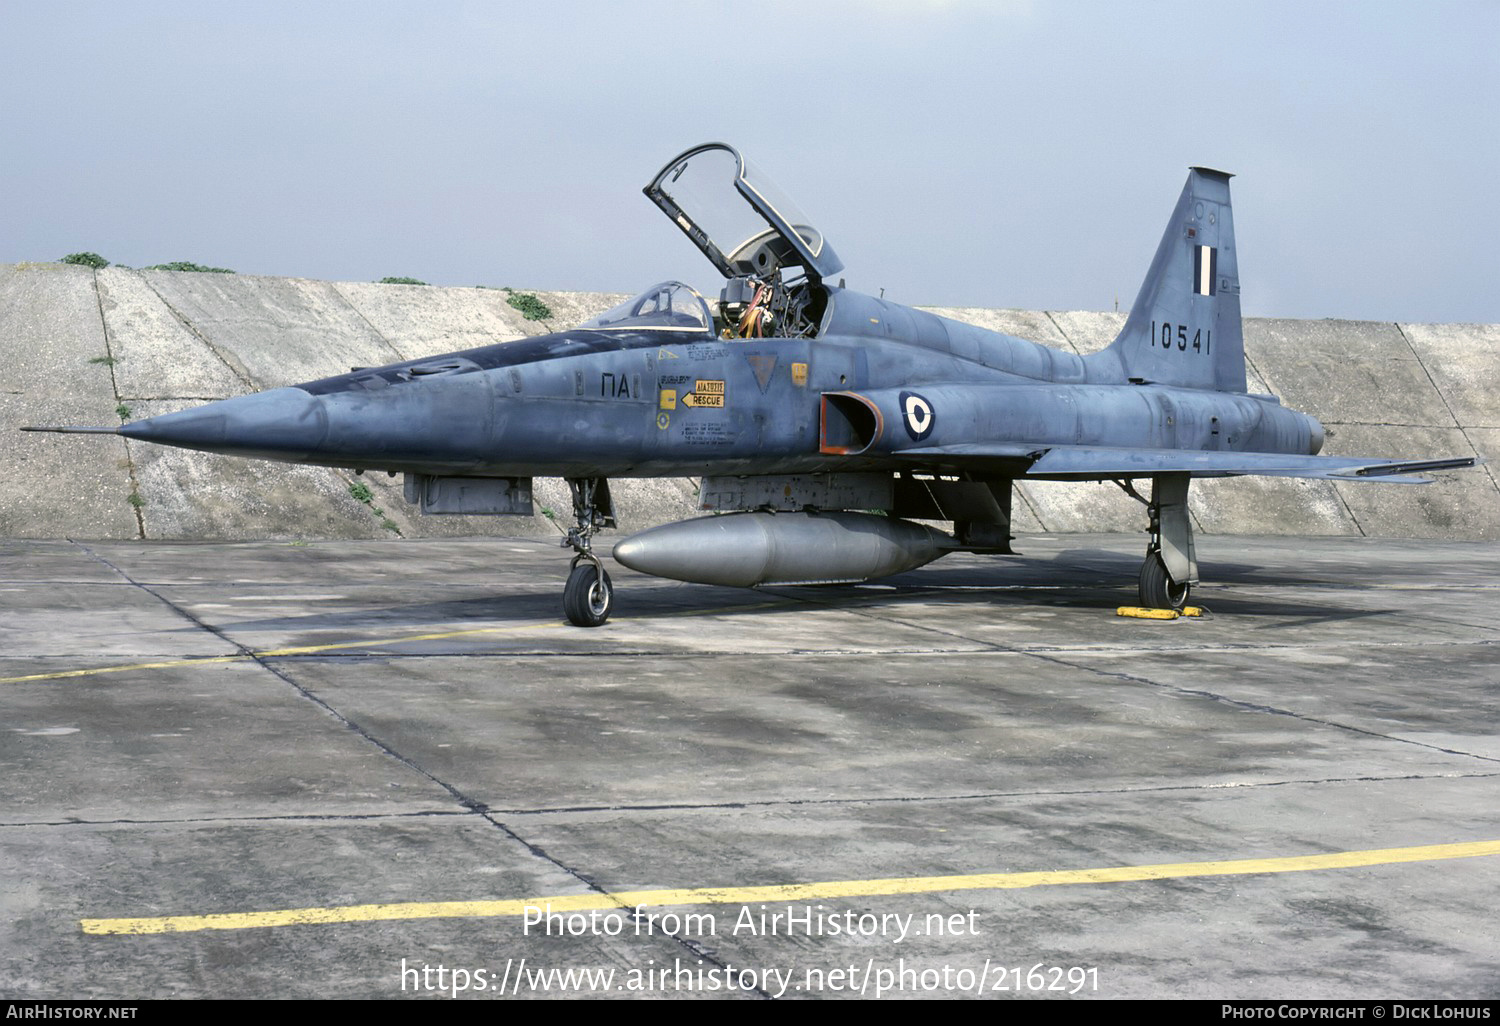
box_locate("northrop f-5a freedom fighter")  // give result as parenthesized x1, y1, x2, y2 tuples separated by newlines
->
(26, 143, 1480, 625)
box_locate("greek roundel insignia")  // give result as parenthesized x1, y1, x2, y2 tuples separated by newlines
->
(899, 391, 935, 441)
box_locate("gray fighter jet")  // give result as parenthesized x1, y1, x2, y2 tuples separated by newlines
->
(25, 143, 1479, 625)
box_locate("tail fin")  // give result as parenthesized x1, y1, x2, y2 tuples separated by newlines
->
(1093, 167, 1246, 392)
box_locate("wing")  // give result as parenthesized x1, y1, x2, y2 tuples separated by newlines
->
(895, 444, 1481, 484)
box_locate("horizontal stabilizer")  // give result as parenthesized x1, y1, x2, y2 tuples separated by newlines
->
(1344, 458, 1483, 478)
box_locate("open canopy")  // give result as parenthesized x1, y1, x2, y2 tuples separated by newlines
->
(644, 142, 844, 283)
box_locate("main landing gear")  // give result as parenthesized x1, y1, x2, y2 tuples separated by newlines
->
(1118, 473, 1198, 610)
(561, 477, 617, 627)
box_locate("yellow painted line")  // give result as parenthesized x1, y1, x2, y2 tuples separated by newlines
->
(1, 656, 250, 683)
(81, 838, 1500, 935)
(0, 623, 566, 684)
(0, 598, 796, 685)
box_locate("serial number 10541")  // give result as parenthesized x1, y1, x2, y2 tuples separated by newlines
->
(1153, 320, 1212, 354)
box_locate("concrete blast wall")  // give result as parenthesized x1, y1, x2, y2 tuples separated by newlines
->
(3, 262, 1496, 543)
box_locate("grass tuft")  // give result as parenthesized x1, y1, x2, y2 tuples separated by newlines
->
(503, 288, 552, 321)
(61, 252, 109, 268)
(145, 261, 234, 273)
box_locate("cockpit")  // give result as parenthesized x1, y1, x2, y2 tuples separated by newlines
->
(638, 142, 845, 341)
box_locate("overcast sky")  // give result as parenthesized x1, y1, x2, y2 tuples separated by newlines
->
(3, 1, 1495, 323)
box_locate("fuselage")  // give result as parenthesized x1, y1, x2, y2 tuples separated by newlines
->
(118, 285, 1323, 481)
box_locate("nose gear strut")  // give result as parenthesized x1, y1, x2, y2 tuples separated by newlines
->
(561, 477, 617, 627)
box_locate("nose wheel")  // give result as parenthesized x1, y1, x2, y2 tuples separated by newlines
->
(561, 477, 617, 627)
(564, 557, 614, 627)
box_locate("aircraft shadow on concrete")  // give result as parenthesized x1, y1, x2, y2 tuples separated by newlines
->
(155, 539, 1403, 643)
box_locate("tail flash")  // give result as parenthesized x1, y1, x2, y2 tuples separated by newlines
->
(1096, 167, 1246, 392)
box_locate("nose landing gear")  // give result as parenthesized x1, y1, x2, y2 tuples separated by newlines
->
(561, 477, 617, 627)
(564, 559, 613, 628)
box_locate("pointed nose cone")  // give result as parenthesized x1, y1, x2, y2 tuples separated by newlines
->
(120, 387, 328, 461)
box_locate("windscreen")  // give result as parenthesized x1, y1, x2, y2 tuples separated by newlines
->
(577, 282, 714, 334)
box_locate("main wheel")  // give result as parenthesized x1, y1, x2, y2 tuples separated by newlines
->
(1138, 552, 1190, 610)
(563, 564, 613, 627)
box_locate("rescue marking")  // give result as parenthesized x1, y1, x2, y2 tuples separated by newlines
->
(681, 380, 726, 408)
(80, 839, 1500, 935)
(791, 362, 808, 387)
